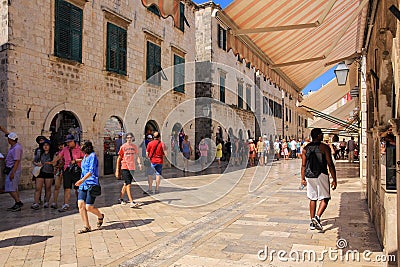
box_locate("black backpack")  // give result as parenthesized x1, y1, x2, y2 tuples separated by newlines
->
(305, 144, 322, 178)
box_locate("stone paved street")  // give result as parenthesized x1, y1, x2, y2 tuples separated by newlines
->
(0, 160, 385, 266)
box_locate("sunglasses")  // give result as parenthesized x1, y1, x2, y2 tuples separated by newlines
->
(126, 136, 133, 139)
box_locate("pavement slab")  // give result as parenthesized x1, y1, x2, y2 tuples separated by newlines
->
(0, 160, 387, 266)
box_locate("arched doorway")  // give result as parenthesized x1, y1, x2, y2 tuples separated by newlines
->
(49, 111, 82, 145)
(145, 120, 159, 136)
(228, 128, 234, 140)
(238, 129, 243, 141)
(103, 116, 124, 175)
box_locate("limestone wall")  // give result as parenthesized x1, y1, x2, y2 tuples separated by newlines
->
(2, 0, 196, 187)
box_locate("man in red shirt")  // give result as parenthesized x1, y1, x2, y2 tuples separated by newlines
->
(146, 131, 166, 194)
(115, 133, 142, 208)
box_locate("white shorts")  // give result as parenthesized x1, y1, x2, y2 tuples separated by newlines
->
(306, 173, 331, 200)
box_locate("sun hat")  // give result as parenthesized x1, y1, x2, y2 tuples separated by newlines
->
(65, 134, 75, 142)
(7, 132, 18, 141)
(36, 135, 47, 144)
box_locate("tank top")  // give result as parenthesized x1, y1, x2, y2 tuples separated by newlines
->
(182, 141, 190, 153)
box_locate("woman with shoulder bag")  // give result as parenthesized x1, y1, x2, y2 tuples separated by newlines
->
(74, 141, 104, 234)
(31, 140, 54, 210)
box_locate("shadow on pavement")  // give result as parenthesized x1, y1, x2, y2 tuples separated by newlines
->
(0, 235, 53, 248)
(102, 219, 154, 230)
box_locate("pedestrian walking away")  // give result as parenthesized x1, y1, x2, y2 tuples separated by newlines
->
(48, 134, 84, 212)
(181, 135, 192, 172)
(74, 141, 104, 234)
(198, 137, 209, 171)
(31, 140, 54, 210)
(146, 131, 166, 194)
(0, 126, 24, 212)
(115, 132, 143, 207)
(301, 128, 337, 231)
(347, 137, 356, 163)
(256, 137, 264, 166)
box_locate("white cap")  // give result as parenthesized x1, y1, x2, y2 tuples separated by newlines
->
(7, 132, 18, 140)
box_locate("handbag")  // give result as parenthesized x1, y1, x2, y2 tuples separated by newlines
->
(32, 166, 42, 177)
(88, 184, 101, 197)
(3, 166, 13, 175)
(64, 149, 81, 181)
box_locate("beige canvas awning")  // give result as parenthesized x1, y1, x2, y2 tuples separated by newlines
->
(223, 0, 368, 89)
(309, 99, 357, 129)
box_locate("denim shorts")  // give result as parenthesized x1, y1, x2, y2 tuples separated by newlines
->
(151, 163, 163, 175)
(78, 189, 96, 205)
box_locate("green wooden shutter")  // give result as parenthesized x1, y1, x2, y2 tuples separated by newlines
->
(174, 55, 185, 93)
(222, 28, 226, 51)
(54, 0, 82, 62)
(179, 2, 185, 32)
(107, 23, 118, 72)
(70, 5, 82, 62)
(147, 42, 161, 85)
(118, 28, 127, 75)
(217, 24, 221, 48)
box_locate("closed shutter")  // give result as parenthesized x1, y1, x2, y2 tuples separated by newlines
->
(118, 29, 127, 75)
(222, 28, 226, 51)
(107, 23, 118, 72)
(179, 2, 185, 32)
(220, 76, 225, 103)
(217, 24, 221, 48)
(174, 55, 185, 93)
(238, 83, 243, 109)
(54, 0, 82, 62)
(146, 42, 161, 85)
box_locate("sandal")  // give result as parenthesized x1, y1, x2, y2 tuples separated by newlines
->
(97, 214, 105, 228)
(78, 226, 91, 234)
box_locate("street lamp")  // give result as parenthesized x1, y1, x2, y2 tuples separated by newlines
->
(334, 62, 349, 86)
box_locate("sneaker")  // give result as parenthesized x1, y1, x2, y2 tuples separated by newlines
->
(118, 198, 127, 205)
(312, 215, 323, 231)
(7, 203, 19, 211)
(43, 202, 49, 208)
(31, 203, 40, 210)
(309, 221, 316, 230)
(50, 203, 57, 209)
(130, 202, 140, 208)
(58, 204, 70, 212)
(7, 202, 23, 211)
(154, 190, 159, 194)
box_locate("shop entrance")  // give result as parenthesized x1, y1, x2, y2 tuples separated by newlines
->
(49, 111, 82, 145)
(103, 116, 124, 175)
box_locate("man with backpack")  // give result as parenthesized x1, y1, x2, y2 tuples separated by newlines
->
(301, 128, 337, 231)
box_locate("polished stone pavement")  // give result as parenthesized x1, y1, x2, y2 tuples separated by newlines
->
(0, 159, 388, 266)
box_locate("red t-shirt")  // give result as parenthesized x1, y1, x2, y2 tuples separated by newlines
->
(118, 143, 139, 170)
(146, 140, 165, 164)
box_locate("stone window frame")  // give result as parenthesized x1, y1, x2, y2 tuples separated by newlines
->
(102, 6, 132, 77)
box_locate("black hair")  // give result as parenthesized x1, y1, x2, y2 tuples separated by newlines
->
(126, 132, 135, 142)
(310, 128, 323, 140)
(81, 141, 94, 154)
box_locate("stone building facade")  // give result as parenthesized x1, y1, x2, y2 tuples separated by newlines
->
(194, 2, 306, 148)
(362, 0, 399, 260)
(0, 0, 197, 188)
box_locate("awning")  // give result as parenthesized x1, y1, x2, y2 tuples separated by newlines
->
(141, 0, 180, 26)
(224, 0, 368, 89)
(300, 80, 351, 112)
(308, 99, 358, 131)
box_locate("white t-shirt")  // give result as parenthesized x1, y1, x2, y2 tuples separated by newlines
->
(290, 140, 297, 150)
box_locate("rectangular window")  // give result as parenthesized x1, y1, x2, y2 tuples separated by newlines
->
(246, 85, 251, 111)
(179, 2, 185, 32)
(238, 83, 243, 109)
(263, 97, 268, 114)
(219, 75, 225, 103)
(304, 119, 308, 128)
(146, 41, 161, 85)
(289, 109, 292, 123)
(173, 54, 185, 93)
(54, 0, 83, 62)
(269, 99, 274, 116)
(217, 24, 227, 51)
(246, 62, 251, 69)
(107, 23, 127, 75)
(286, 107, 288, 121)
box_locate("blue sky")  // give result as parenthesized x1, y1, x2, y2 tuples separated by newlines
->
(193, 0, 336, 93)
